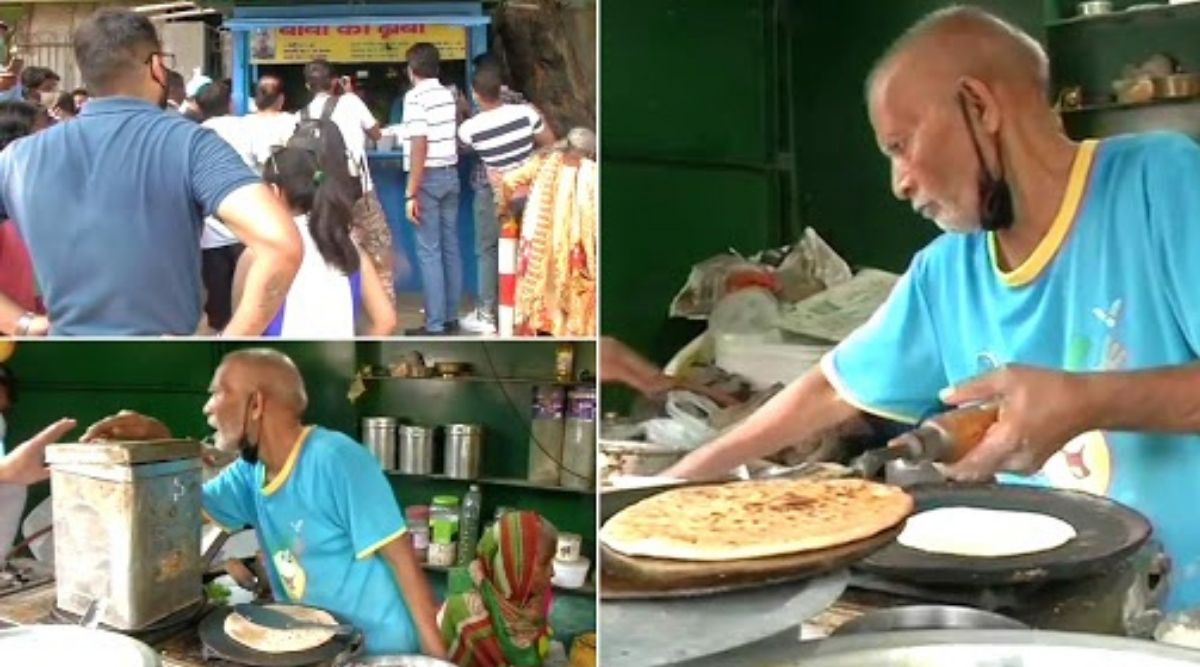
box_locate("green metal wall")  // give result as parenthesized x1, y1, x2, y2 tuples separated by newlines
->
(600, 0, 790, 364)
(600, 0, 1048, 368)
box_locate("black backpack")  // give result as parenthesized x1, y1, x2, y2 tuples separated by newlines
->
(290, 96, 366, 200)
(291, 94, 339, 152)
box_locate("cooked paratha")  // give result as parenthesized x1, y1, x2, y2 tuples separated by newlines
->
(600, 478, 913, 561)
(224, 605, 336, 653)
(897, 506, 1077, 557)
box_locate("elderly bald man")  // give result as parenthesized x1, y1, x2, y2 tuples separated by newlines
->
(83, 349, 447, 658)
(666, 6, 1200, 610)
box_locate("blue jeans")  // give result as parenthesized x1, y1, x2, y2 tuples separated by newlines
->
(474, 184, 499, 314)
(414, 167, 463, 332)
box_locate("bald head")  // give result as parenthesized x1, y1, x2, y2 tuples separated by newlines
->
(868, 6, 1048, 105)
(219, 348, 308, 414)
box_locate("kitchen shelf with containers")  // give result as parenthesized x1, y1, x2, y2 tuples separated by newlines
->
(1046, 0, 1200, 138)
(353, 341, 598, 597)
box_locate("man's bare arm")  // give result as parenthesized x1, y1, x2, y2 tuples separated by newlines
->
(664, 367, 863, 480)
(216, 184, 303, 336)
(379, 537, 448, 658)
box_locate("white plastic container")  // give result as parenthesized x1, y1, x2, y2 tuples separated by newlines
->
(551, 556, 590, 589)
(556, 533, 583, 563)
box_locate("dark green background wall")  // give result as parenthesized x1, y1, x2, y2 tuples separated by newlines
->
(601, 0, 791, 365)
(599, 0, 1109, 366)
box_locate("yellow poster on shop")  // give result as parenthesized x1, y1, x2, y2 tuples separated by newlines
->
(249, 24, 468, 64)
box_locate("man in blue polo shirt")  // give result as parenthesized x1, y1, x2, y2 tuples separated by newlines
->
(0, 8, 302, 336)
(667, 7, 1200, 612)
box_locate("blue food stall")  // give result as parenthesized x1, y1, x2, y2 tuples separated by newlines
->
(224, 2, 489, 301)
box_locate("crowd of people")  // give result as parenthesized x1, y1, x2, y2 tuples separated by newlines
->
(0, 7, 595, 338)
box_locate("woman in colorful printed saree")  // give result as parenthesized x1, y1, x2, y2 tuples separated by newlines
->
(440, 511, 559, 667)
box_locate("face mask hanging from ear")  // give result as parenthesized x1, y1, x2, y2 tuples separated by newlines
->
(958, 90, 1014, 232)
(238, 394, 260, 464)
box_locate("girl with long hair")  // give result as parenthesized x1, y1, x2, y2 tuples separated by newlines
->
(232, 118, 396, 336)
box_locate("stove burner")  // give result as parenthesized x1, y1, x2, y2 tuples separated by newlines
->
(0, 558, 53, 598)
(199, 643, 339, 667)
(45, 598, 209, 643)
(848, 542, 1165, 637)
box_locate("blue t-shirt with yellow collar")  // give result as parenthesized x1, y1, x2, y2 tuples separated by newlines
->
(202, 425, 416, 654)
(825, 132, 1200, 610)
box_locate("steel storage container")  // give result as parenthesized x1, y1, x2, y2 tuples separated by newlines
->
(443, 424, 483, 479)
(398, 425, 435, 474)
(362, 417, 398, 470)
(46, 440, 204, 631)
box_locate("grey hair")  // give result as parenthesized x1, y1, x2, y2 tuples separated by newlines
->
(567, 127, 596, 158)
(220, 348, 309, 414)
(865, 5, 1049, 101)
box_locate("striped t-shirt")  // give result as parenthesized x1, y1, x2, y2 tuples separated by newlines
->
(401, 78, 458, 171)
(458, 104, 544, 171)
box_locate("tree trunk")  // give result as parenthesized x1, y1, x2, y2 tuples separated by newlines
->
(491, 0, 595, 138)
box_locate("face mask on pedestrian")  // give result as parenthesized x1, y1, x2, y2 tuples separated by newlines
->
(958, 88, 1014, 232)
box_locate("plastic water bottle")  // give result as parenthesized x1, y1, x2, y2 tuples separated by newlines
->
(456, 485, 483, 566)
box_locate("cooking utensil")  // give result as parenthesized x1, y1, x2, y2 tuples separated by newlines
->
(18, 496, 53, 563)
(1154, 73, 1200, 99)
(857, 483, 1151, 586)
(1079, 0, 1114, 15)
(0, 625, 162, 666)
(601, 523, 900, 599)
(688, 629, 1200, 667)
(850, 401, 999, 480)
(342, 657, 457, 667)
(232, 604, 356, 635)
(0, 525, 51, 564)
(832, 604, 1028, 636)
(433, 361, 471, 378)
(198, 604, 361, 667)
(1057, 85, 1084, 110)
(79, 597, 108, 629)
(443, 424, 483, 479)
(601, 569, 848, 667)
(1115, 75, 1157, 104)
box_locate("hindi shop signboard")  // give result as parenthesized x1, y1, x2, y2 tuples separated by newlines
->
(249, 24, 468, 64)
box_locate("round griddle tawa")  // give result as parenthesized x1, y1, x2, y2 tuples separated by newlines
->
(198, 604, 361, 667)
(856, 483, 1151, 586)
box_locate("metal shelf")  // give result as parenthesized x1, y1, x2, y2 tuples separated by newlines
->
(420, 563, 596, 595)
(1049, 2, 1200, 28)
(1059, 95, 1200, 114)
(386, 471, 595, 495)
(363, 375, 589, 386)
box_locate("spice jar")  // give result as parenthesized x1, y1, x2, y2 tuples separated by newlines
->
(429, 495, 460, 567)
(405, 505, 430, 563)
